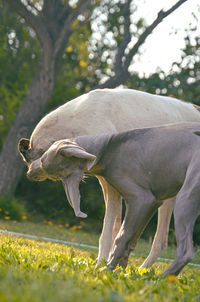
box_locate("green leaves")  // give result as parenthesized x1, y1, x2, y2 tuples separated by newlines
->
(0, 195, 27, 221)
(0, 2, 39, 149)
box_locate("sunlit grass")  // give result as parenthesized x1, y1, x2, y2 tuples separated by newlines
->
(0, 220, 200, 301)
(0, 219, 99, 246)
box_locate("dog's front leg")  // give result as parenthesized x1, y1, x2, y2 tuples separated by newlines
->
(97, 177, 122, 264)
(140, 197, 175, 268)
(107, 188, 157, 270)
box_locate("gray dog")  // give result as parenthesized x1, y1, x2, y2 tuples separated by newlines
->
(21, 122, 200, 276)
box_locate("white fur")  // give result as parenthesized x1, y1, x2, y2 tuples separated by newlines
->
(30, 88, 200, 266)
(31, 89, 200, 150)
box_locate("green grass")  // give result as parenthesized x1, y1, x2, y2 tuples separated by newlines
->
(0, 220, 200, 301)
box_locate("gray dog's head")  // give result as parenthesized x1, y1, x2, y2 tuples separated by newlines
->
(20, 139, 96, 218)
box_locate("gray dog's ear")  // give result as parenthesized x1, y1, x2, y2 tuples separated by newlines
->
(193, 131, 200, 137)
(58, 144, 96, 170)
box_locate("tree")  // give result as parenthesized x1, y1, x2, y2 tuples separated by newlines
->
(126, 22, 200, 105)
(0, 2, 39, 149)
(0, 0, 91, 194)
(0, 0, 188, 195)
(91, 0, 189, 89)
(15, 25, 200, 236)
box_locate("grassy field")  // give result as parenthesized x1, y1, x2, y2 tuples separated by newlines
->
(0, 220, 200, 301)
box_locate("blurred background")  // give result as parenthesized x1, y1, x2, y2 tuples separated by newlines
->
(0, 0, 199, 243)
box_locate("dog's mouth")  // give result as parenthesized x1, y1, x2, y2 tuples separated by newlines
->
(26, 158, 47, 182)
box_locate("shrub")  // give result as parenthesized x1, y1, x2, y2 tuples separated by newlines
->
(0, 195, 27, 221)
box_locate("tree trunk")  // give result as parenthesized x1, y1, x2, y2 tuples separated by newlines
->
(0, 0, 91, 195)
(0, 59, 56, 194)
(0, 0, 188, 195)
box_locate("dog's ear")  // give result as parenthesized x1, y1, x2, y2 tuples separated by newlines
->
(18, 138, 30, 152)
(193, 131, 200, 137)
(58, 143, 96, 170)
(18, 138, 30, 162)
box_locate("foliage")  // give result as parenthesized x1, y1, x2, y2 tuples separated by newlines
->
(1, 1, 200, 241)
(126, 23, 200, 105)
(0, 225, 200, 302)
(87, 0, 145, 85)
(46, 18, 93, 111)
(16, 174, 105, 231)
(0, 195, 27, 221)
(0, 1, 39, 148)
(15, 27, 200, 241)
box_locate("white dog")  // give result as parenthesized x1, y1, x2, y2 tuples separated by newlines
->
(18, 88, 200, 267)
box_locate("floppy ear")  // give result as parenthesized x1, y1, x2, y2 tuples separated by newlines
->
(18, 138, 30, 152)
(18, 138, 30, 162)
(193, 131, 200, 137)
(58, 144, 96, 170)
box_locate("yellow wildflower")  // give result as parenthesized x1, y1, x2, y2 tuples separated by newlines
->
(22, 216, 27, 220)
(167, 275, 177, 282)
(4, 216, 10, 220)
(66, 46, 73, 53)
(79, 60, 87, 68)
(76, 225, 83, 229)
(71, 226, 77, 231)
(5, 211, 9, 215)
(137, 267, 148, 275)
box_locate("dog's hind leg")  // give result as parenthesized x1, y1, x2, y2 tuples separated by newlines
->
(164, 174, 200, 276)
(140, 198, 175, 268)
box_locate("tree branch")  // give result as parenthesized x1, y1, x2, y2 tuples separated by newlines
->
(54, 0, 91, 57)
(26, 0, 41, 14)
(114, 0, 132, 75)
(124, 0, 188, 71)
(95, 0, 188, 89)
(6, 0, 52, 51)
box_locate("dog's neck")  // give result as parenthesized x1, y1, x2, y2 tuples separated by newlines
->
(75, 134, 112, 174)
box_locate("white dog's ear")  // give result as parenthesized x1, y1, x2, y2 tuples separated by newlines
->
(58, 144, 96, 170)
(18, 138, 31, 163)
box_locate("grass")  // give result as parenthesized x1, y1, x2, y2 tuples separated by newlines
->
(0, 220, 200, 301)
